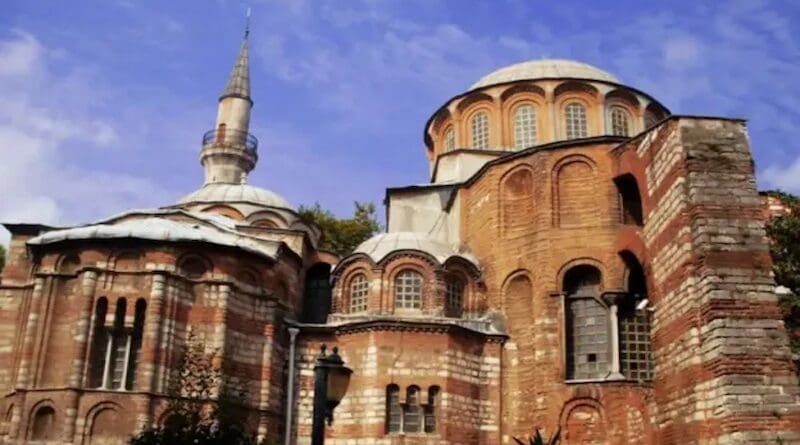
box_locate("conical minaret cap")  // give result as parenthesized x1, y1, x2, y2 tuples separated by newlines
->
(220, 37, 251, 103)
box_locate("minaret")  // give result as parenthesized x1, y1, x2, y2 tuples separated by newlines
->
(200, 22, 257, 185)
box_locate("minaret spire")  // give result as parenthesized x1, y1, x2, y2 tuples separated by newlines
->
(220, 11, 251, 104)
(200, 17, 258, 185)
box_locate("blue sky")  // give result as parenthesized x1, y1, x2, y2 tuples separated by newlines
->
(1, 0, 799, 245)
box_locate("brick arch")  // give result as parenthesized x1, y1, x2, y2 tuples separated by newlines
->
(109, 250, 141, 271)
(27, 399, 57, 441)
(499, 164, 536, 238)
(552, 154, 598, 228)
(384, 256, 436, 313)
(456, 92, 493, 113)
(57, 252, 81, 274)
(559, 398, 607, 445)
(176, 253, 212, 279)
(431, 107, 452, 134)
(201, 204, 245, 220)
(501, 270, 535, 434)
(554, 81, 599, 98)
(248, 210, 289, 228)
(500, 82, 546, 102)
(555, 257, 606, 291)
(82, 402, 125, 445)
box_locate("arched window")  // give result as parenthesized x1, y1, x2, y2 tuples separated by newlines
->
(30, 406, 55, 441)
(445, 276, 464, 317)
(564, 265, 608, 380)
(349, 274, 369, 313)
(614, 174, 644, 226)
(424, 386, 439, 433)
(619, 254, 654, 381)
(386, 385, 402, 433)
(609, 106, 631, 136)
(394, 270, 422, 310)
(403, 386, 421, 433)
(87, 297, 146, 390)
(513, 104, 537, 149)
(443, 127, 455, 152)
(179, 256, 208, 279)
(564, 102, 588, 139)
(470, 111, 490, 149)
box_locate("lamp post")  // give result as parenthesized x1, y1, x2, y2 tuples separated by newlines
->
(311, 345, 352, 445)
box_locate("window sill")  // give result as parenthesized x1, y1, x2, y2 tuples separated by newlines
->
(565, 377, 653, 386)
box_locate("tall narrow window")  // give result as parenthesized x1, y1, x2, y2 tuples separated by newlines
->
(564, 102, 588, 139)
(394, 270, 422, 310)
(470, 111, 489, 149)
(424, 386, 439, 433)
(87, 297, 146, 390)
(403, 386, 421, 433)
(615, 174, 644, 226)
(513, 104, 537, 149)
(619, 254, 654, 381)
(443, 127, 455, 152)
(349, 274, 369, 313)
(565, 266, 609, 380)
(445, 277, 464, 317)
(386, 385, 402, 433)
(610, 106, 631, 136)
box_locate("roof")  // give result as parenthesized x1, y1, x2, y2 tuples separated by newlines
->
(220, 37, 251, 102)
(26, 209, 281, 260)
(352, 232, 479, 267)
(178, 183, 293, 210)
(470, 59, 619, 91)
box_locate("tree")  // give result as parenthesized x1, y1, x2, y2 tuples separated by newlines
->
(764, 190, 800, 368)
(0, 243, 5, 273)
(298, 201, 381, 257)
(130, 331, 260, 445)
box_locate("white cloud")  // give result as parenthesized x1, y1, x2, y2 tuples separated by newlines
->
(662, 36, 702, 67)
(0, 31, 167, 246)
(761, 158, 800, 194)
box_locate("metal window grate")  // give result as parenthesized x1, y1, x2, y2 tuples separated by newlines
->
(395, 270, 422, 310)
(471, 111, 490, 149)
(446, 278, 464, 315)
(387, 386, 402, 433)
(514, 104, 537, 149)
(610, 107, 631, 136)
(567, 298, 609, 380)
(349, 274, 369, 313)
(565, 102, 588, 139)
(444, 127, 456, 152)
(620, 309, 655, 381)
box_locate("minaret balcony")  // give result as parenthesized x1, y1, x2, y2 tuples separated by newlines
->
(202, 128, 258, 155)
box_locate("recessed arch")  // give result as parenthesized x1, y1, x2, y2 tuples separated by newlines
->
(248, 210, 289, 228)
(553, 155, 599, 228)
(554, 80, 599, 98)
(302, 263, 332, 323)
(560, 398, 607, 444)
(455, 92, 493, 113)
(431, 107, 452, 134)
(111, 250, 141, 271)
(58, 253, 81, 274)
(499, 164, 535, 237)
(177, 254, 211, 279)
(201, 204, 245, 220)
(499, 82, 546, 102)
(27, 401, 56, 441)
(84, 402, 125, 445)
(605, 88, 640, 107)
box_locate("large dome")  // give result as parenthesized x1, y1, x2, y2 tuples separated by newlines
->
(178, 183, 293, 210)
(470, 59, 619, 91)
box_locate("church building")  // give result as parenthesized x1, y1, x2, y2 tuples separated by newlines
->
(1, 31, 799, 445)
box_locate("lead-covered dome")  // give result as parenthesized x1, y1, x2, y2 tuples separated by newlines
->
(470, 59, 619, 91)
(351, 232, 479, 267)
(178, 183, 293, 210)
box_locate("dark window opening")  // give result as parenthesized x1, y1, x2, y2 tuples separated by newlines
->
(619, 252, 655, 381)
(615, 174, 644, 226)
(564, 265, 609, 380)
(302, 263, 331, 323)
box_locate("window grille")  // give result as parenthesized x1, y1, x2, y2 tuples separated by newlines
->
(87, 297, 146, 390)
(395, 270, 422, 310)
(619, 307, 655, 381)
(349, 274, 369, 313)
(610, 106, 631, 136)
(564, 266, 609, 380)
(471, 111, 490, 149)
(514, 104, 537, 149)
(564, 102, 588, 139)
(424, 387, 439, 433)
(386, 385, 402, 433)
(444, 127, 455, 152)
(403, 386, 421, 433)
(386, 385, 438, 435)
(446, 277, 464, 316)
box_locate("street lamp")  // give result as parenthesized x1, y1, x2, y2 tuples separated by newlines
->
(311, 345, 352, 445)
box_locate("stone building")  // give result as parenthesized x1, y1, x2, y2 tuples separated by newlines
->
(1, 33, 799, 445)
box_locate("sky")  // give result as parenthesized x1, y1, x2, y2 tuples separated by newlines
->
(1, 0, 799, 246)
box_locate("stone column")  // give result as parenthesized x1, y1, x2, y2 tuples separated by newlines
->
(15, 276, 46, 388)
(139, 273, 167, 393)
(70, 270, 99, 387)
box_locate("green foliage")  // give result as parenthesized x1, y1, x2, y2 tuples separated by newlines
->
(513, 427, 561, 445)
(298, 201, 381, 257)
(130, 331, 261, 445)
(0, 243, 5, 273)
(764, 190, 800, 367)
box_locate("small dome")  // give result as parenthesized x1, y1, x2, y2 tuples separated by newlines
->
(352, 232, 478, 266)
(470, 59, 619, 90)
(178, 183, 293, 210)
